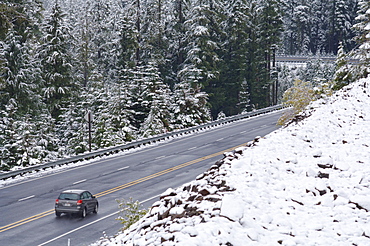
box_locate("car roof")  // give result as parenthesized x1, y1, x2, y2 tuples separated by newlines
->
(60, 189, 87, 194)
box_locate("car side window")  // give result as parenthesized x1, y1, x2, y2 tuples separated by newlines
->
(82, 192, 91, 199)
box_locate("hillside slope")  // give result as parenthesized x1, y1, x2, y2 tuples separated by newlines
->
(94, 78, 370, 246)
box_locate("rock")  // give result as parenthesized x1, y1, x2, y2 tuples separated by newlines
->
(160, 188, 177, 199)
(317, 156, 333, 169)
(317, 172, 329, 179)
(199, 189, 210, 196)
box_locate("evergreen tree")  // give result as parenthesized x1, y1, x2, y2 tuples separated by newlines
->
(280, 0, 358, 55)
(123, 63, 170, 132)
(0, 30, 41, 114)
(353, 0, 370, 79)
(214, 0, 250, 116)
(92, 79, 136, 148)
(178, 0, 221, 89)
(172, 80, 211, 128)
(117, 1, 139, 70)
(333, 41, 353, 90)
(0, 100, 22, 169)
(34, 111, 59, 160)
(0, 0, 43, 114)
(107, 86, 137, 144)
(56, 100, 88, 155)
(70, 0, 97, 89)
(0, 2, 19, 40)
(88, 0, 120, 83)
(167, 0, 188, 87)
(37, 1, 76, 119)
(138, 62, 173, 137)
(244, 0, 283, 109)
(0, 100, 56, 169)
(257, 0, 283, 106)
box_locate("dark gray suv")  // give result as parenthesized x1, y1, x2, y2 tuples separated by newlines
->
(55, 190, 98, 218)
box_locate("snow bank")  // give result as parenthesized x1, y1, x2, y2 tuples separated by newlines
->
(93, 79, 370, 246)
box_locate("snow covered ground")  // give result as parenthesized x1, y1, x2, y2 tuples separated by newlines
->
(93, 78, 370, 246)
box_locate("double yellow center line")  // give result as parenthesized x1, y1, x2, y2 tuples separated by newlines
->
(0, 143, 246, 233)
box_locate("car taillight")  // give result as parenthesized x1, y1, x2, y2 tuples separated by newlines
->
(55, 199, 59, 204)
(77, 200, 83, 205)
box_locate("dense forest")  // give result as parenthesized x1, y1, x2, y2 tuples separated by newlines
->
(0, 0, 367, 170)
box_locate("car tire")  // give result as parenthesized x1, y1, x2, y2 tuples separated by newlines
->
(81, 207, 87, 218)
(55, 211, 61, 217)
(93, 204, 98, 214)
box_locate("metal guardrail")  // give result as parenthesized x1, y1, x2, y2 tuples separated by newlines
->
(0, 105, 284, 180)
(275, 55, 359, 65)
(275, 55, 337, 64)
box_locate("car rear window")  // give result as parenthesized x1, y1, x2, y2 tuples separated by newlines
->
(59, 193, 80, 200)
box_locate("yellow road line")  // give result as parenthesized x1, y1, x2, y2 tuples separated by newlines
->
(0, 210, 54, 232)
(0, 143, 246, 233)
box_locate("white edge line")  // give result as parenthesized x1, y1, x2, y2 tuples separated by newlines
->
(18, 195, 35, 202)
(72, 179, 87, 185)
(37, 194, 160, 246)
(117, 166, 130, 171)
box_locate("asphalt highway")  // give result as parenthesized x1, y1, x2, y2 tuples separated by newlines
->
(0, 110, 285, 246)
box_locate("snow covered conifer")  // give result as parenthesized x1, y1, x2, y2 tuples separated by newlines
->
(353, 0, 370, 79)
(37, 1, 77, 118)
(333, 41, 353, 90)
(0, 30, 41, 115)
(129, 62, 173, 137)
(172, 80, 211, 128)
(179, 0, 221, 89)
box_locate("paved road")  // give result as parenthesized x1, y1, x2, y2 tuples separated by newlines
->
(0, 110, 285, 246)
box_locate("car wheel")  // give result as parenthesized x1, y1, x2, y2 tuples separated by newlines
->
(93, 204, 98, 214)
(55, 211, 61, 217)
(81, 207, 87, 218)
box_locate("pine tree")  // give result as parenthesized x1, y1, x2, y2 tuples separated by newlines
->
(213, 0, 249, 116)
(139, 62, 173, 137)
(333, 41, 353, 90)
(0, 0, 43, 114)
(37, 1, 76, 119)
(353, 0, 370, 79)
(178, 0, 221, 89)
(117, 1, 139, 70)
(172, 80, 211, 128)
(0, 100, 22, 169)
(280, 0, 358, 55)
(56, 100, 88, 155)
(167, 0, 188, 86)
(88, 0, 120, 84)
(0, 30, 41, 115)
(71, 0, 97, 88)
(0, 2, 18, 40)
(257, 0, 283, 106)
